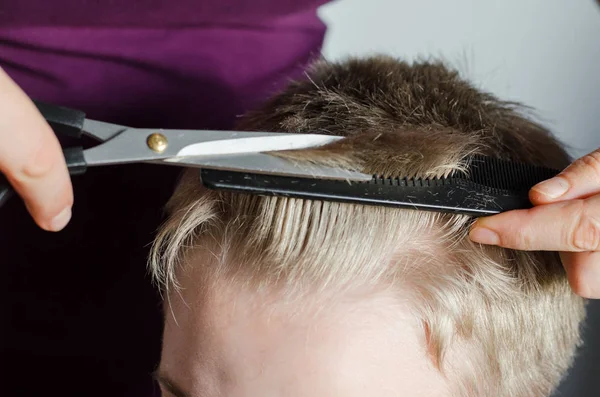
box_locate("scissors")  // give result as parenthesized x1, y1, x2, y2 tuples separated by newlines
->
(0, 101, 372, 206)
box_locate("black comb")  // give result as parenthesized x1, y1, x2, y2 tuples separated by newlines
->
(199, 155, 561, 217)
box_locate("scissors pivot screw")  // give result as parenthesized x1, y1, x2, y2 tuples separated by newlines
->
(147, 133, 168, 153)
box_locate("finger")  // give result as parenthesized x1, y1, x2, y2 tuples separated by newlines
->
(469, 194, 600, 252)
(530, 147, 600, 205)
(0, 68, 73, 231)
(561, 251, 600, 299)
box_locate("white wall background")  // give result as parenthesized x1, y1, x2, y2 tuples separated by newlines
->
(318, 0, 600, 158)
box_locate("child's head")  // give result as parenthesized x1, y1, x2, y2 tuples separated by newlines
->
(150, 56, 585, 397)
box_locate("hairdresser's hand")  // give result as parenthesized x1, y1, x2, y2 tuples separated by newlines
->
(469, 148, 600, 298)
(0, 68, 72, 231)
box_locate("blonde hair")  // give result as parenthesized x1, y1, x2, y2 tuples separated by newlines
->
(149, 56, 585, 397)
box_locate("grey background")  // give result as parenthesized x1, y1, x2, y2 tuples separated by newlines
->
(318, 0, 600, 395)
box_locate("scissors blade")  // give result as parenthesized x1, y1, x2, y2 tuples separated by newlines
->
(82, 127, 344, 166)
(82, 119, 128, 142)
(165, 153, 373, 182)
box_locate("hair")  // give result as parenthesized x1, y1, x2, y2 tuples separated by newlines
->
(149, 55, 585, 397)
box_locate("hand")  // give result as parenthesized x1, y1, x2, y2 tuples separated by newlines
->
(469, 148, 600, 298)
(0, 68, 72, 231)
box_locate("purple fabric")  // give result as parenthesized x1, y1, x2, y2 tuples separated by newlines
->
(1, 0, 329, 27)
(0, 9, 327, 127)
(0, 2, 328, 396)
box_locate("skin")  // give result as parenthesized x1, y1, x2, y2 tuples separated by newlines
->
(470, 148, 600, 298)
(0, 68, 72, 231)
(158, 272, 449, 397)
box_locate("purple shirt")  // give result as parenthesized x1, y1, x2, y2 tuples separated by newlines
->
(1, 1, 328, 127)
(0, 2, 328, 396)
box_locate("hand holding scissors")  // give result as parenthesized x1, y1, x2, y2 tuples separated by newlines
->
(0, 81, 368, 231)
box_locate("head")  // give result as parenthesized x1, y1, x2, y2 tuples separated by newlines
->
(150, 56, 585, 397)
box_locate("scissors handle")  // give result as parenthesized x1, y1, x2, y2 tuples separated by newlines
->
(33, 100, 86, 138)
(0, 101, 88, 208)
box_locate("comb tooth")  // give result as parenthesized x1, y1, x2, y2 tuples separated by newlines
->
(482, 157, 491, 185)
(465, 155, 561, 192)
(515, 161, 524, 189)
(507, 160, 515, 189)
(517, 164, 531, 188)
(497, 158, 506, 189)
(498, 158, 508, 190)
(501, 158, 509, 190)
(502, 157, 511, 190)
(494, 158, 501, 189)
(471, 155, 488, 185)
(513, 160, 526, 190)
(474, 156, 483, 184)
(374, 154, 551, 193)
(494, 157, 502, 188)
(489, 157, 497, 186)
(469, 156, 478, 182)
(468, 155, 490, 188)
(516, 162, 524, 188)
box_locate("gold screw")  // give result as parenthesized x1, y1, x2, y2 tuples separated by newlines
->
(147, 133, 168, 153)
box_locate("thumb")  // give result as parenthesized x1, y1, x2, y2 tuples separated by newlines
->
(530, 148, 600, 205)
(469, 194, 600, 252)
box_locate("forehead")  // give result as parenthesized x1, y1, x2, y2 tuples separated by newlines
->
(160, 272, 449, 397)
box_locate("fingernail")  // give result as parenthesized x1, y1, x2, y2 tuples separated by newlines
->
(50, 207, 72, 231)
(469, 227, 500, 245)
(532, 176, 570, 199)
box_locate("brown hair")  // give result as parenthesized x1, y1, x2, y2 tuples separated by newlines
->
(150, 55, 585, 397)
